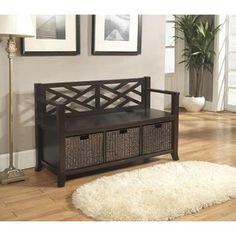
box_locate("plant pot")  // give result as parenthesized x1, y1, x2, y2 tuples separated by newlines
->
(182, 96, 205, 112)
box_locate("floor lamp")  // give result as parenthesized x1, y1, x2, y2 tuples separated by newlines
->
(0, 15, 35, 184)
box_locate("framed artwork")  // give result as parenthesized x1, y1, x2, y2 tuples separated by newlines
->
(92, 15, 142, 55)
(21, 15, 80, 56)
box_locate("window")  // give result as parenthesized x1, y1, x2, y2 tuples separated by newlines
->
(165, 15, 175, 74)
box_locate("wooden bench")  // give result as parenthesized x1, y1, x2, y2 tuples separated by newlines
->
(34, 77, 179, 187)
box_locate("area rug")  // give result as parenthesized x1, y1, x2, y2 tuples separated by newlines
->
(72, 161, 236, 221)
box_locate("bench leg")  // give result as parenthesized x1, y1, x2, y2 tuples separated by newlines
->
(57, 173, 66, 187)
(35, 161, 43, 172)
(35, 145, 43, 171)
(35, 124, 43, 172)
(171, 153, 179, 161)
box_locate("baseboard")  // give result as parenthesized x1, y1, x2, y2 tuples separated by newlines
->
(0, 149, 36, 171)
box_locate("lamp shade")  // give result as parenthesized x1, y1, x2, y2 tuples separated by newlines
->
(0, 15, 35, 38)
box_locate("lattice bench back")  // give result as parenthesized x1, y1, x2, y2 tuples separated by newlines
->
(35, 77, 151, 117)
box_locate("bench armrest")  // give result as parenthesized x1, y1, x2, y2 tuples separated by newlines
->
(147, 88, 179, 115)
(147, 88, 180, 96)
(35, 98, 65, 129)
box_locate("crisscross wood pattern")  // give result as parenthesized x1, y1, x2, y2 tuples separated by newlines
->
(100, 80, 143, 110)
(45, 85, 96, 115)
(38, 78, 147, 117)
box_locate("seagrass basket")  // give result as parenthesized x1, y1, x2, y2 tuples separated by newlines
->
(65, 133, 104, 169)
(143, 122, 172, 154)
(106, 127, 140, 161)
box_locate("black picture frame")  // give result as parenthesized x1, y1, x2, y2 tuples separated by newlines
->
(21, 15, 80, 56)
(92, 15, 142, 55)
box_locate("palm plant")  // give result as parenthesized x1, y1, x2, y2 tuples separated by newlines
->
(175, 15, 221, 97)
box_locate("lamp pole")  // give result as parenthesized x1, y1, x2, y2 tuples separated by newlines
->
(7, 35, 15, 170)
(0, 36, 29, 184)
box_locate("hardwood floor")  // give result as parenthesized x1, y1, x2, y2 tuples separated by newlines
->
(0, 111, 236, 221)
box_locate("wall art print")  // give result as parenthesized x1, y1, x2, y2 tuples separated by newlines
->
(92, 15, 142, 55)
(22, 15, 80, 56)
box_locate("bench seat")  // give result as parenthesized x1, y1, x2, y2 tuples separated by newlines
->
(64, 108, 174, 135)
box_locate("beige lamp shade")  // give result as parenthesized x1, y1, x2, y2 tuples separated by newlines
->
(0, 15, 35, 38)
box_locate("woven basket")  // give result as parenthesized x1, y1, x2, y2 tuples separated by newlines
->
(143, 122, 172, 154)
(65, 133, 103, 169)
(106, 127, 140, 162)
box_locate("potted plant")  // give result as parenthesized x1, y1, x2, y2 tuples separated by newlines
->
(175, 15, 221, 112)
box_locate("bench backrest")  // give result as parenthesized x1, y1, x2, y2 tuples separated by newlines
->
(35, 77, 151, 117)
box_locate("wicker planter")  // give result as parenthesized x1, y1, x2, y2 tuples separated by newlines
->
(182, 96, 205, 112)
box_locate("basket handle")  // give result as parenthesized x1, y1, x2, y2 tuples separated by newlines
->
(119, 128, 128, 134)
(80, 134, 89, 140)
(155, 123, 162, 129)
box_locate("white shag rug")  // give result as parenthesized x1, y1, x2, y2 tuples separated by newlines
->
(72, 161, 236, 221)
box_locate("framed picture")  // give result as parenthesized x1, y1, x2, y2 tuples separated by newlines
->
(22, 15, 80, 56)
(92, 15, 142, 55)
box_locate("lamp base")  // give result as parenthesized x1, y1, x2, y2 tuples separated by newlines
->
(0, 167, 29, 184)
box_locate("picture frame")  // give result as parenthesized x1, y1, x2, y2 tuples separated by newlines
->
(92, 15, 142, 55)
(21, 15, 80, 56)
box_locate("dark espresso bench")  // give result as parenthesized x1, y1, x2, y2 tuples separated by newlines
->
(34, 77, 179, 187)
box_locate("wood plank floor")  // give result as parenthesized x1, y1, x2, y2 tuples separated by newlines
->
(0, 111, 236, 221)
